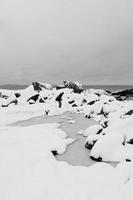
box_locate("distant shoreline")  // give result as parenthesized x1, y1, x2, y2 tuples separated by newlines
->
(0, 85, 28, 90)
(0, 84, 133, 91)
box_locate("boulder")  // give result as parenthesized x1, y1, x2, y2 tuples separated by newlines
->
(27, 94, 45, 103)
(125, 110, 133, 116)
(1, 99, 18, 107)
(32, 82, 52, 92)
(27, 94, 40, 102)
(28, 99, 35, 104)
(68, 100, 75, 104)
(15, 93, 21, 98)
(85, 140, 97, 150)
(126, 138, 133, 144)
(90, 156, 102, 162)
(55, 92, 64, 102)
(88, 100, 96, 105)
(112, 88, 133, 100)
(125, 159, 131, 162)
(56, 81, 83, 93)
(51, 150, 58, 156)
(63, 81, 83, 93)
(72, 104, 78, 107)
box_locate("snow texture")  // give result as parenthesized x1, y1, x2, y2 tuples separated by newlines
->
(0, 82, 133, 199)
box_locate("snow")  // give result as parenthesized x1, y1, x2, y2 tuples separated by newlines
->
(83, 124, 103, 136)
(1, 84, 133, 162)
(0, 123, 131, 200)
(77, 129, 84, 135)
(1, 82, 133, 199)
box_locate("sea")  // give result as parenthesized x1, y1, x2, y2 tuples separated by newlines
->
(0, 84, 133, 92)
(83, 85, 133, 92)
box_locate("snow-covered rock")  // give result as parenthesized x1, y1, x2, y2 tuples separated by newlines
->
(32, 81, 53, 91)
(1, 82, 133, 199)
(1, 81, 133, 163)
(56, 81, 83, 93)
(83, 125, 103, 136)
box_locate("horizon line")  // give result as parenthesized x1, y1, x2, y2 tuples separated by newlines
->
(0, 83, 133, 86)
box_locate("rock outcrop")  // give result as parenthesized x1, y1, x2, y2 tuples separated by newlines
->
(27, 94, 45, 104)
(32, 82, 52, 92)
(56, 81, 83, 93)
(112, 88, 133, 100)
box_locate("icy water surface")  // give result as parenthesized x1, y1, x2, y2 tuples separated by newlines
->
(12, 112, 118, 167)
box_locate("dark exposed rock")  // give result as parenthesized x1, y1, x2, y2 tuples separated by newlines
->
(32, 82, 42, 92)
(88, 101, 96, 105)
(45, 110, 50, 115)
(90, 156, 102, 162)
(68, 100, 75, 104)
(72, 104, 78, 107)
(102, 121, 108, 128)
(56, 81, 83, 93)
(100, 108, 104, 115)
(56, 85, 64, 90)
(27, 94, 40, 102)
(44, 97, 48, 100)
(10, 99, 18, 105)
(112, 88, 133, 96)
(1, 94, 9, 99)
(125, 110, 133, 116)
(55, 92, 64, 108)
(51, 150, 58, 156)
(85, 114, 91, 119)
(94, 93, 100, 97)
(85, 140, 97, 150)
(1, 104, 8, 107)
(126, 159, 131, 162)
(28, 94, 46, 104)
(105, 90, 112, 94)
(55, 92, 64, 102)
(122, 136, 126, 146)
(100, 108, 108, 118)
(64, 81, 83, 93)
(32, 82, 52, 92)
(126, 138, 133, 144)
(115, 96, 126, 101)
(112, 88, 133, 100)
(15, 93, 21, 98)
(29, 100, 35, 105)
(82, 99, 87, 104)
(39, 98, 45, 103)
(96, 128, 103, 135)
(1, 99, 18, 107)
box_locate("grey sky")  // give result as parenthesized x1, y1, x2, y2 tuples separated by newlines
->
(0, 0, 133, 85)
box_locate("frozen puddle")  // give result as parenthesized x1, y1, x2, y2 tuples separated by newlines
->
(12, 112, 117, 167)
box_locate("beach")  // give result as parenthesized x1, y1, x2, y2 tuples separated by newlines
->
(0, 82, 133, 200)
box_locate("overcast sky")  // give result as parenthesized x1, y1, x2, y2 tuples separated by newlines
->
(0, 0, 133, 85)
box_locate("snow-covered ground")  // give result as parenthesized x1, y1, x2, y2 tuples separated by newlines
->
(0, 82, 133, 199)
(0, 122, 132, 200)
(1, 82, 133, 162)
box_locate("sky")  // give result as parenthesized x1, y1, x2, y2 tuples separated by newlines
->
(0, 0, 133, 85)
